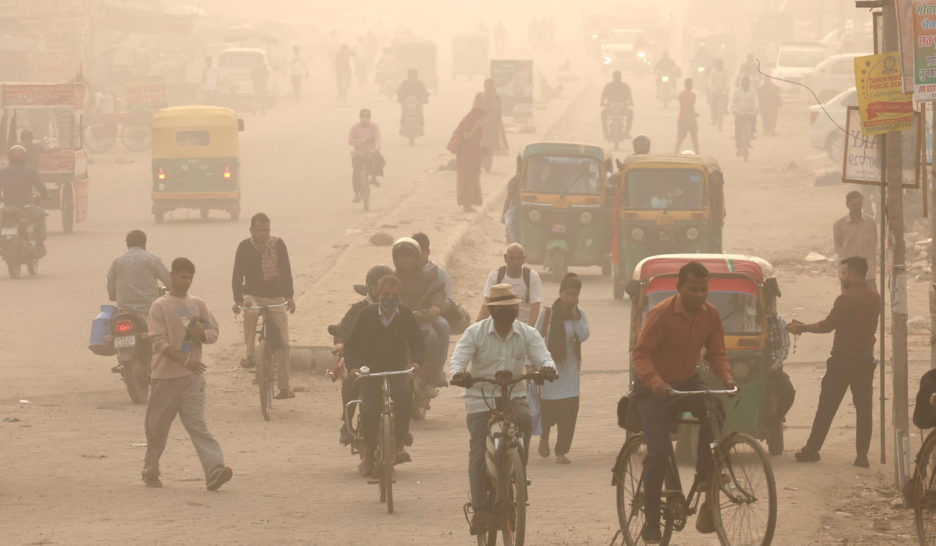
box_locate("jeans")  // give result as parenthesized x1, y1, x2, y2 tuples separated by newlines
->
(633, 376, 719, 526)
(467, 399, 532, 511)
(360, 374, 412, 456)
(541, 396, 580, 456)
(804, 354, 876, 457)
(142, 374, 225, 484)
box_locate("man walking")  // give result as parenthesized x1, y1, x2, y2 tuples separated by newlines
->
(477, 243, 542, 327)
(143, 257, 231, 490)
(675, 78, 699, 154)
(232, 213, 296, 399)
(834, 191, 878, 288)
(787, 256, 880, 468)
(290, 46, 310, 101)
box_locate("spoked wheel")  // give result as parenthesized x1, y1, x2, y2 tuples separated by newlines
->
(379, 412, 395, 513)
(497, 448, 527, 546)
(710, 433, 778, 546)
(361, 175, 371, 213)
(124, 350, 151, 404)
(120, 123, 152, 152)
(84, 125, 117, 153)
(914, 432, 936, 544)
(26, 256, 38, 276)
(614, 435, 674, 545)
(6, 255, 22, 279)
(257, 341, 274, 421)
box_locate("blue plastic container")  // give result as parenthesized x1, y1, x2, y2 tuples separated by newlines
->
(89, 305, 118, 356)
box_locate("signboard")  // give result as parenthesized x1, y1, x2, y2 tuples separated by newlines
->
(125, 77, 168, 109)
(491, 60, 533, 122)
(899, 0, 918, 93)
(912, 1, 936, 100)
(843, 106, 923, 188)
(854, 52, 915, 135)
(0, 83, 85, 109)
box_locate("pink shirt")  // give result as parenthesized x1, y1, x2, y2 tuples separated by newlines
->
(146, 294, 219, 379)
(678, 90, 696, 121)
(348, 122, 382, 154)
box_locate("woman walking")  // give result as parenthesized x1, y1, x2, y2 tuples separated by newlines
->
(536, 273, 589, 464)
(473, 79, 508, 172)
(447, 107, 486, 212)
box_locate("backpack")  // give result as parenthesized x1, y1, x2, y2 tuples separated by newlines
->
(496, 266, 531, 303)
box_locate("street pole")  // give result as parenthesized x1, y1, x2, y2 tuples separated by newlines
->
(931, 102, 936, 370)
(882, 0, 910, 487)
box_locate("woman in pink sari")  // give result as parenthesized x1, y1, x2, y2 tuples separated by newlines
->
(448, 107, 487, 212)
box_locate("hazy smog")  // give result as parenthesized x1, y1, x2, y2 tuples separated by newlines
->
(2, 1, 932, 544)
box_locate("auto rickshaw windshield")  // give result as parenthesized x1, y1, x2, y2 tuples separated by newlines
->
(626, 168, 706, 210)
(642, 278, 762, 334)
(524, 155, 601, 195)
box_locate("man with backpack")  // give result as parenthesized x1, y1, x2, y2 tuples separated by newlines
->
(476, 243, 542, 326)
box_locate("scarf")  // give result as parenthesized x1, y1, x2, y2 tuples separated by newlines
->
(251, 236, 280, 281)
(545, 298, 581, 364)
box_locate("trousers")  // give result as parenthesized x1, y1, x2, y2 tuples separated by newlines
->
(142, 374, 225, 483)
(360, 374, 412, 456)
(805, 354, 876, 457)
(634, 376, 719, 526)
(541, 396, 580, 456)
(467, 399, 532, 511)
(421, 317, 451, 385)
(243, 295, 290, 391)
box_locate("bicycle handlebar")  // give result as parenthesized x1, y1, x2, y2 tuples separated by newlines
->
(458, 371, 553, 388)
(353, 366, 416, 380)
(237, 301, 290, 311)
(669, 386, 739, 396)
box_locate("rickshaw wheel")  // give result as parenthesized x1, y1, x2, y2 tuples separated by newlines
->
(766, 422, 784, 455)
(154, 210, 165, 224)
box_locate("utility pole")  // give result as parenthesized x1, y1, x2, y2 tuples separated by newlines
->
(931, 102, 936, 371)
(882, 0, 910, 487)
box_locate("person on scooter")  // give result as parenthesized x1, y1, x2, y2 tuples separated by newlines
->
(344, 274, 425, 477)
(0, 145, 49, 254)
(348, 108, 384, 203)
(600, 70, 633, 140)
(393, 237, 451, 388)
(397, 68, 429, 137)
(653, 52, 681, 97)
(107, 230, 171, 314)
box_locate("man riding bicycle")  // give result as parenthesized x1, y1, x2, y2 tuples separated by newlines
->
(348, 108, 384, 203)
(450, 283, 557, 534)
(631, 262, 736, 543)
(600, 70, 634, 140)
(344, 274, 425, 478)
(731, 76, 758, 156)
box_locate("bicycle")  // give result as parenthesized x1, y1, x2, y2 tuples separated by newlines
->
(237, 301, 289, 421)
(349, 366, 415, 514)
(351, 152, 373, 212)
(459, 369, 552, 546)
(611, 386, 777, 546)
(913, 428, 936, 544)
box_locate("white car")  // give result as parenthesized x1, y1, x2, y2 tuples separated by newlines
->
(808, 87, 856, 162)
(773, 42, 827, 96)
(802, 53, 868, 104)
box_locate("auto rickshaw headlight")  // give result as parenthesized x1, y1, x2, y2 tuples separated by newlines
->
(630, 227, 645, 241)
(579, 211, 593, 224)
(732, 360, 751, 380)
(685, 227, 700, 241)
(528, 209, 542, 223)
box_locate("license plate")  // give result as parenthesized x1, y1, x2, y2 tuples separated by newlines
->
(0, 228, 16, 236)
(551, 225, 567, 234)
(659, 230, 673, 241)
(114, 336, 136, 349)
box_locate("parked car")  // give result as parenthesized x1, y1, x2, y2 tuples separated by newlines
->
(808, 87, 856, 163)
(802, 53, 868, 104)
(773, 42, 826, 96)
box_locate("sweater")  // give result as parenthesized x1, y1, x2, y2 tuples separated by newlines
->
(231, 238, 294, 302)
(344, 304, 425, 372)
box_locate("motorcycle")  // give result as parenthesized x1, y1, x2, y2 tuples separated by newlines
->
(399, 96, 424, 146)
(0, 206, 41, 279)
(111, 310, 152, 403)
(657, 75, 676, 108)
(605, 102, 631, 151)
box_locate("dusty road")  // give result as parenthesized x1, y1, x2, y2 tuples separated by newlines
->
(1, 66, 932, 545)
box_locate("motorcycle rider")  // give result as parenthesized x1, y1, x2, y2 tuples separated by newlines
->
(731, 76, 759, 156)
(347, 108, 384, 203)
(0, 145, 49, 254)
(392, 237, 451, 388)
(653, 51, 682, 97)
(600, 70, 634, 140)
(107, 230, 171, 314)
(397, 68, 429, 137)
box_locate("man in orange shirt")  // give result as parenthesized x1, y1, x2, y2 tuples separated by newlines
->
(631, 261, 736, 542)
(674, 78, 700, 154)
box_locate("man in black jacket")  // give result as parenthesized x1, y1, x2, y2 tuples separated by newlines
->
(231, 213, 296, 399)
(344, 274, 425, 477)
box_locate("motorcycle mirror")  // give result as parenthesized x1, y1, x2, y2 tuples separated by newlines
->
(353, 284, 367, 296)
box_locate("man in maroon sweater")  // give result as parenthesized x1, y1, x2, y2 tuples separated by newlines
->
(631, 261, 737, 542)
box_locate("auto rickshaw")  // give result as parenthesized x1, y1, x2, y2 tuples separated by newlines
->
(452, 32, 489, 79)
(610, 153, 724, 299)
(150, 106, 244, 222)
(0, 82, 89, 233)
(626, 254, 788, 456)
(512, 142, 611, 279)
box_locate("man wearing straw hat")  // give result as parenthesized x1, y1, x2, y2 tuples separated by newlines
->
(450, 283, 558, 534)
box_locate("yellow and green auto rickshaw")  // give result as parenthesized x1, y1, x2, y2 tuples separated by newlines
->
(610, 153, 724, 299)
(513, 142, 611, 279)
(150, 106, 244, 223)
(626, 254, 789, 456)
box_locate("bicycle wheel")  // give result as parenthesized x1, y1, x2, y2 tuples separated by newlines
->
(257, 340, 274, 421)
(914, 432, 936, 544)
(613, 434, 675, 545)
(120, 123, 151, 152)
(498, 448, 527, 546)
(380, 412, 395, 513)
(710, 433, 777, 546)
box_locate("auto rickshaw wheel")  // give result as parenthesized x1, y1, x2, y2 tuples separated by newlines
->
(766, 421, 784, 456)
(154, 210, 165, 224)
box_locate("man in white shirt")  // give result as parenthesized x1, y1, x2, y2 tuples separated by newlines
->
(730, 76, 759, 155)
(477, 243, 542, 326)
(290, 46, 309, 101)
(201, 57, 219, 104)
